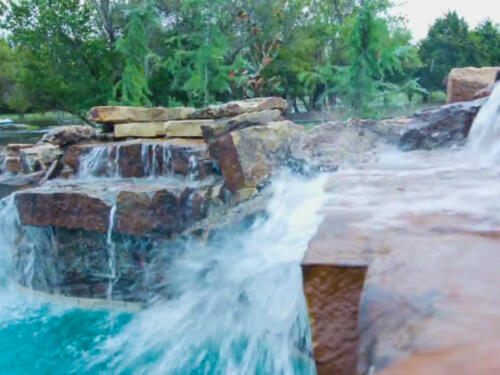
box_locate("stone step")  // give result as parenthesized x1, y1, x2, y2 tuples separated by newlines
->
(14, 180, 222, 236)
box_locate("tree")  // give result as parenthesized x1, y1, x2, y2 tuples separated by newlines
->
(1, 0, 119, 116)
(114, 2, 155, 107)
(472, 20, 500, 66)
(419, 11, 481, 91)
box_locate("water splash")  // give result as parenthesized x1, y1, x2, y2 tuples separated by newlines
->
(467, 83, 500, 165)
(89, 173, 328, 374)
(187, 155, 199, 180)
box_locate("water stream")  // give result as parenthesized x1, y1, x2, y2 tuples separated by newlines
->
(0, 174, 327, 374)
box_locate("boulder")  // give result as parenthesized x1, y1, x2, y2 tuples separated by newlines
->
(19, 144, 63, 173)
(15, 181, 216, 236)
(164, 119, 216, 138)
(447, 67, 500, 103)
(202, 110, 283, 141)
(189, 97, 288, 119)
(64, 139, 216, 179)
(399, 98, 485, 151)
(207, 121, 303, 191)
(39, 125, 96, 146)
(6, 144, 34, 154)
(88, 106, 195, 124)
(114, 122, 166, 138)
(289, 119, 396, 173)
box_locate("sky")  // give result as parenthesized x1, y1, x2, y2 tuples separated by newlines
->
(390, 0, 500, 41)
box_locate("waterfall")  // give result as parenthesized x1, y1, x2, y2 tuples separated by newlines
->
(106, 204, 117, 300)
(468, 83, 500, 164)
(79, 146, 120, 178)
(187, 155, 199, 180)
(88, 174, 328, 374)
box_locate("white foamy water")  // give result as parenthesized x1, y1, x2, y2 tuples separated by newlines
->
(88, 173, 328, 374)
(467, 83, 500, 165)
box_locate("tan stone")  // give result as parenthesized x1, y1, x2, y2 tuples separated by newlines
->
(447, 67, 500, 103)
(89, 106, 195, 124)
(207, 120, 303, 191)
(114, 122, 166, 138)
(189, 97, 288, 119)
(20, 144, 63, 173)
(164, 119, 216, 138)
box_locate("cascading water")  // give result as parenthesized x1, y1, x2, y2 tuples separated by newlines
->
(467, 82, 500, 164)
(79, 145, 121, 178)
(0, 174, 327, 374)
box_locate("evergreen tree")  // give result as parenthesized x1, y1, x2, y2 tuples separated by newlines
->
(114, 3, 155, 107)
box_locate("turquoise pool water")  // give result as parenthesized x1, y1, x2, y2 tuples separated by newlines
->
(0, 175, 326, 375)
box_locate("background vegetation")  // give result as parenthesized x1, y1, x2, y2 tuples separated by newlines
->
(0, 0, 499, 119)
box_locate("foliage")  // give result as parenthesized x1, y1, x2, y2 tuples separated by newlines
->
(0, 1, 499, 118)
(114, 2, 155, 106)
(419, 12, 481, 91)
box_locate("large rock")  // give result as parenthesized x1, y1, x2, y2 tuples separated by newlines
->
(14, 181, 218, 236)
(64, 139, 217, 179)
(289, 119, 396, 173)
(398, 98, 485, 151)
(207, 121, 303, 191)
(447, 67, 499, 103)
(89, 106, 195, 124)
(303, 166, 500, 374)
(164, 119, 216, 138)
(114, 122, 166, 138)
(39, 125, 96, 146)
(190, 97, 288, 119)
(202, 109, 283, 141)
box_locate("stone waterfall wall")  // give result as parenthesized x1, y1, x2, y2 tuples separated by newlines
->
(1, 97, 309, 303)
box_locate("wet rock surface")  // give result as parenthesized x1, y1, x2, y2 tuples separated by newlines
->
(64, 138, 216, 179)
(398, 98, 485, 151)
(302, 152, 500, 374)
(15, 180, 217, 236)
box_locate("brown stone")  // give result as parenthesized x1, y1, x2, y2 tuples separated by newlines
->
(15, 181, 215, 236)
(202, 109, 283, 141)
(64, 139, 215, 179)
(447, 67, 500, 103)
(88, 106, 195, 124)
(303, 265, 367, 375)
(39, 125, 96, 146)
(208, 121, 302, 191)
(190, 97, 288, 119)
(303, 169, 500, 374)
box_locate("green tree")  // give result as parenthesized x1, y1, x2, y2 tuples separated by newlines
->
(114, 2, 156, 107)
(472, 20, 500, 66)
(419, 11, 481, 91)
(1, 0, 119, 116)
